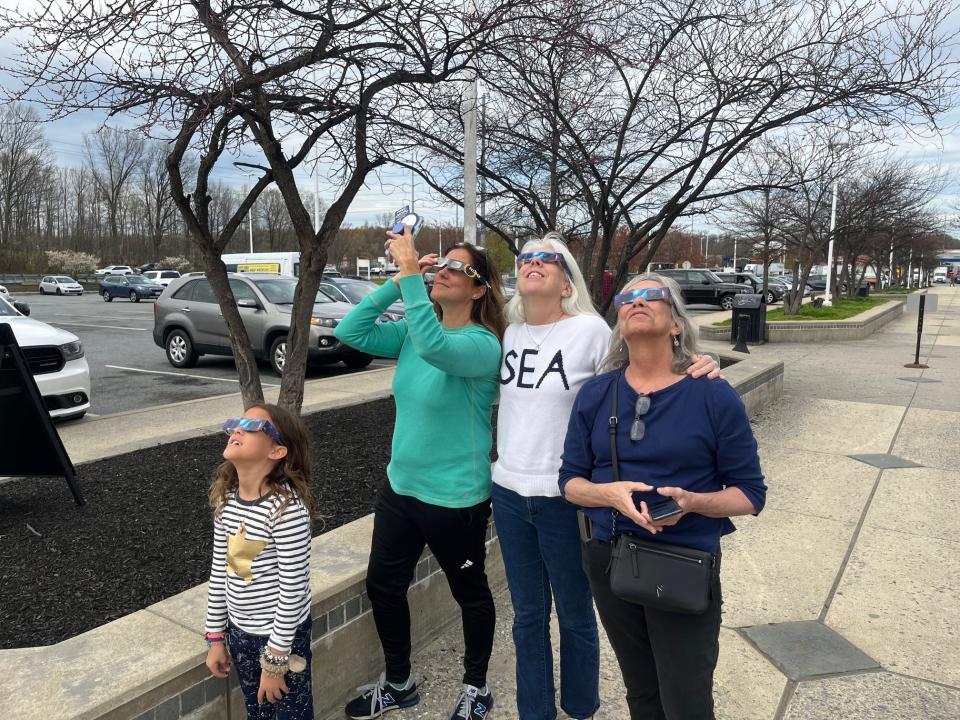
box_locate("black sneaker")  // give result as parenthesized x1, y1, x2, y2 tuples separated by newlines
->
(344, 674, 420, 719)
(449, 684, 493, 720)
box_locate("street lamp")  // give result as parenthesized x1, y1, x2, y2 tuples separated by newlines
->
(234, 164, 256, 253)
(822, 179, 839, 307)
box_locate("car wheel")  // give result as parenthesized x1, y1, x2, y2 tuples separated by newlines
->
(270, 335, 287, 376)
(720, 294, 735, 310)
(39, 287, 45, 295)
(130, 291, 140, 303)
(166, 329, 198, 368)
(56, 287, 62, 296)
(102, 290, 112, 302)
(343, 354, 374, 370)
(766, 290, 775, 304)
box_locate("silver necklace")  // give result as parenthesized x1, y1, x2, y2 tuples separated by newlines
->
(523, 319, 561, 351)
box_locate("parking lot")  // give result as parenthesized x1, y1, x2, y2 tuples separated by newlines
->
(20, 292, 396, 418)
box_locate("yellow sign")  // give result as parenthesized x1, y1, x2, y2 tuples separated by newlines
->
(237, 263, 281, 274)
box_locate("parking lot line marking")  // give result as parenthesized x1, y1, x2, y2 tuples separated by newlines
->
(105, 364, 280, 387)
(56, 322, 149, 331)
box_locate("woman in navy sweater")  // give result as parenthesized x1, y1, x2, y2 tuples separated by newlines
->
(559, 273, 766, 720)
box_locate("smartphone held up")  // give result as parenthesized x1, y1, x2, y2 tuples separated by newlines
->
(385, 205, 424, 262)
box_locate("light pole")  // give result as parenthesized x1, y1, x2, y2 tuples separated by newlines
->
(822, 179, 838, 306)
(235, 165, 256, 253)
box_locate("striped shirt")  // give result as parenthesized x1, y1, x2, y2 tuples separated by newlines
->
(204, 488, 312, 652)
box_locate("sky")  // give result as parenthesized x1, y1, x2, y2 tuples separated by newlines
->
(2, 4, 960, 237)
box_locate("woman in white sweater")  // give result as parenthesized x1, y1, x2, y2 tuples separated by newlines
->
(493, 233, 718, 720)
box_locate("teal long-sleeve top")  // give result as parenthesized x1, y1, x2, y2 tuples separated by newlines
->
(333, 274, 501, 508)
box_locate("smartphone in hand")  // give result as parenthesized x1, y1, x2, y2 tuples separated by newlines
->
(633, 494, 683, 521)
(386, 205, 424, 262)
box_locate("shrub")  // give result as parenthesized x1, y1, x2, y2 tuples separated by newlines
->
(45, 250, 100, 276)
(159, 255, 192, 272)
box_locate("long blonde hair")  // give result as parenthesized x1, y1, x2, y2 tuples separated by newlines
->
(505, 232, 601, 324)
(209, 403, 315, 522)
(602, 273, 699, 374)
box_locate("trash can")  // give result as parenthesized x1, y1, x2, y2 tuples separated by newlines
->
(730, 294, 766, 344)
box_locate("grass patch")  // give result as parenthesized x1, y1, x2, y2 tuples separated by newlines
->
(712, 296, 888, 326)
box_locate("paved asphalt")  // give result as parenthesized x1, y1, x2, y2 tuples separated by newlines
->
(17, 292, 396, 417)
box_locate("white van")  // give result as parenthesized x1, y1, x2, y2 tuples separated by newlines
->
(220, 252, 341, 278)
(933, 266, 948, 283)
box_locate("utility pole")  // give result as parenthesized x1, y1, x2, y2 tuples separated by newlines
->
(462, 66, 477, 245)
(823, 180, 838, 306)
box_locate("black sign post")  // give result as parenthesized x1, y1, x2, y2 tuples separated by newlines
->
(0, 323, 86, 506)
(904, 292, 936, 370)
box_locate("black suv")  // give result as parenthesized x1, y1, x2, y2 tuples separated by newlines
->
(656, 269, 750, 310)
(714, 272, 785, 304)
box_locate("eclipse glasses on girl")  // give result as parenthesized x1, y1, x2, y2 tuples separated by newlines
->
(433, 258, 490, 287)
(613, 286, 672, 307)
(222, 417, 285, 446)
(517, 251, 572, 277)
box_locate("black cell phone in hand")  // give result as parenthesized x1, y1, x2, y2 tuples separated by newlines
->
(633, 494, 683, 521)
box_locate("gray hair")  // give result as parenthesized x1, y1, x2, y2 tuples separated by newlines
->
(505, 232, 601, 324)
(602, 273, 700, 373)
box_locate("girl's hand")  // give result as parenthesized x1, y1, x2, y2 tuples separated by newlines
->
(385, 226, 419, 276)
(205, 643, 231, 678)
(257, 669, 289, 704)
(687, 353, 722, 380)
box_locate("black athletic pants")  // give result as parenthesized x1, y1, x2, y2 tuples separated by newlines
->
(582, 540, 722, 720)
(366, 483, 495, 688)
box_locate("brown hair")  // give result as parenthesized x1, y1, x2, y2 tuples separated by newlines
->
(435, 242, 507, 340)
(209, 403, 315, 522)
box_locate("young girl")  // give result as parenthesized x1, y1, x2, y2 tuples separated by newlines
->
(204, 403, 316, 720)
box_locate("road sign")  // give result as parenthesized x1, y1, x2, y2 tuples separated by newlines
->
(682, 260, 692, 269)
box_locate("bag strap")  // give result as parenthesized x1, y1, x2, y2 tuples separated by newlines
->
(609, 372, 621, 537)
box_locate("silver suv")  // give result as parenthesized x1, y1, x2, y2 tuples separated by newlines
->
(153, 273, 372, 375)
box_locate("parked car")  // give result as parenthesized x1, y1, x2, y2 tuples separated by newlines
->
(98, 274, 164, 302)
(153, 273, 371, 375)
(501, 275, 518, 299)
(142, 269, 182, 287)
(95, 265, 134, 276)
(655, 268, 751, 310)
(39, 275, 84, 296)
(318, 276, 405, 319)
(0, 294, 91, 420)
(715, 272, 785, 304)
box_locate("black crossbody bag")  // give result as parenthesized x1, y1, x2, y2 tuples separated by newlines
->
(606, 373, 715, 615)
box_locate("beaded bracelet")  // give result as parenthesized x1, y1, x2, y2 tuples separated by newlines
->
(259, 656, 289, 677)
(260, 647, 290, 665)
(204, 632, 226, 649)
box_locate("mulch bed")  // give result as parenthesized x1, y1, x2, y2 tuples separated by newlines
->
(0, 398, 403, 650)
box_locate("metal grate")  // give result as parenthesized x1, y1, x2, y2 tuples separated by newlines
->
(22, 345, 65, 375)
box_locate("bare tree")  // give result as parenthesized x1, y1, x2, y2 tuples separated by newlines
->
(140, 141, 186, 261)
(3, 0, 536, 410)
(0, 103, 50, 245)
(84, 128, 145, 261)
(412, 0, 958, 312)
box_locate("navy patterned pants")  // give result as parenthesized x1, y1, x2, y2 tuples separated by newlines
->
(227, 616, 314, 720)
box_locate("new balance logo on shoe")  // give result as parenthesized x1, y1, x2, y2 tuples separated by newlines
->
(460, 559, 474, 570)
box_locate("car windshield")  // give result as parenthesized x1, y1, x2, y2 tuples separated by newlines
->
(337, 281, 377, 303)
(127, 276, 149, 284)
(56, 276, 74, 283)
(0, 296, 18, 316)
(705, 271, 724, 282)
(253, 278, 334, 305)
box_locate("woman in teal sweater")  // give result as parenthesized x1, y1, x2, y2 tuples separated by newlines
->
(335, 227, 506, 720)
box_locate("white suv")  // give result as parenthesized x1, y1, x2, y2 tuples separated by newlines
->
(142, 269, 182, 287)
(96, 265, 133, 277)
(0, 294, 91, 420)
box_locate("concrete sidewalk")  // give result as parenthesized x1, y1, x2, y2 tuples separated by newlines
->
(382, 286, 960, 720)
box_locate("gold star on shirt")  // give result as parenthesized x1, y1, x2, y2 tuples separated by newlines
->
(226, 521, 268, 585)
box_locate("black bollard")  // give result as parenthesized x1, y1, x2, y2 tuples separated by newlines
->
(732, 314, 750, 353)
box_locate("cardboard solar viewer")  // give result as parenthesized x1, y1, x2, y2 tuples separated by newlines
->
(0, 323, 85, 506)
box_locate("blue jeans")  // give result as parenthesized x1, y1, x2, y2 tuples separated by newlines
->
(492, 483, 600, 720)
(227, 616, 314, 720)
